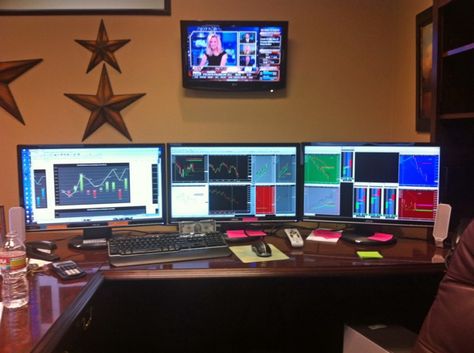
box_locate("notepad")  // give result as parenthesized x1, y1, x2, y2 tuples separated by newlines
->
(357, 251, 383, 259)
(230, 244, 289, 263)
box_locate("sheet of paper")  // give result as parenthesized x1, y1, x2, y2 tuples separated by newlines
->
(28, 258, 52, 267)
(306, 229, 342, 243)
(357, 251, 383, 259)
(230, 244, 289, 263)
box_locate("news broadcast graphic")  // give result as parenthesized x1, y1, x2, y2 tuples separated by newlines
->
(181, 21, 288, 91)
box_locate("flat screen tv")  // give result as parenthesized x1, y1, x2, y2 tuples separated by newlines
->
(180, 20, 288, 91)
(17, 144, 166, 249)
(167, 143, 299, 226)
(302, 143, 441, 244)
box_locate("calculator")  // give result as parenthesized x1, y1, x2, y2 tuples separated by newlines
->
(51, 260, 86, 280)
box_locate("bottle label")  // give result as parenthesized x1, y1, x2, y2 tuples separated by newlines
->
(0, 251, 27, 271)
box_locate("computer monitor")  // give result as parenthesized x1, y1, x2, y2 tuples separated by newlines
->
(181, 20, 288, 91)
(17, 144, 166, 248)
(302, 143, 441, 244)
(167, 143, 299, 227)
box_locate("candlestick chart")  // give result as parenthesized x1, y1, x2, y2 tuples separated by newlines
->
(54, 163, 131, 206)
(172, 155, 205, 182)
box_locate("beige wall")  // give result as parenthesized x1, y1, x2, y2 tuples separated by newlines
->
(0, 0, 431, 218)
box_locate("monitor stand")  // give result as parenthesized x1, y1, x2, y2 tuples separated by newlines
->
(340, 226, 397, 246)
(68, 227, 111, 250)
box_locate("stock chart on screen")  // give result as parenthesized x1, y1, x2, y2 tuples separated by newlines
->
(168, 143, 298, 223)
(303, 143, 440, 226)
(18, 144, 165, 230)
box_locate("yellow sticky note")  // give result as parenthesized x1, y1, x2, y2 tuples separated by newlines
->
(357, 251, 383, 259)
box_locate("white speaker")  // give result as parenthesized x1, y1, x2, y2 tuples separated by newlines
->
(433, 203, 451, 248)
(8, 206, 26, 242)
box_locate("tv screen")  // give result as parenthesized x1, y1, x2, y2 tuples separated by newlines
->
(180, 20, 288, 91)
(302, 143, 441, 228)
(167, 143, 299, 223)
(18, 144, 166, 245)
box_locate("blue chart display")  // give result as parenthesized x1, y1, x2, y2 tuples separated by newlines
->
(34, 170, 48, 209)
(54, 163, 131, 206)
(276, 185, 296, 214)
(252, 155, 275, 183)
(276, 155, 296, 182)
(384, 188, 397, 218)
(354, 187, 367, 216)
(304, 186, 340, 215)
(341, 151, 353, 181)
(399, 155, 439, 187)
(369, 188, 382, 216)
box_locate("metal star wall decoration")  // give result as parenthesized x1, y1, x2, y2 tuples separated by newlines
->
(65, 65, 145, 141)
(75, 19, 130, 74)
(0, 58, 43, 124)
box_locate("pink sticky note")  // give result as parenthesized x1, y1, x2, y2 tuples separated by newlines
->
(368, 233, 393, 242)
(244, 230, 266, 237)
(313, 229, 342, 239)
(226, 230, 266, 238)
(226, 230, 248, 239)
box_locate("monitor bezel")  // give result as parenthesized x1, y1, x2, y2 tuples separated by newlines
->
(301, 142, 442, 228)
(167, 142, 300, 224)
(180, 20, 289, 92)
(17, 143, 167, 232)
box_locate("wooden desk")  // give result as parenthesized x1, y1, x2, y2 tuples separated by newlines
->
(0, 234, 447, 353)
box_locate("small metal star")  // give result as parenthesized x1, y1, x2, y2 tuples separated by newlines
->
(65, 65, 145, 141)
(75, 19, 130, 74)
(0, 58, 42, 124)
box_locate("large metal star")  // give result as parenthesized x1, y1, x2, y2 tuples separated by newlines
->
(0, 58, 42, 124)
(65, 65, 145, 141)
(75, 19, 130, 73)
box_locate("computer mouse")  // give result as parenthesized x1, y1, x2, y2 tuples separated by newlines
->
(251, 240, 272, 257)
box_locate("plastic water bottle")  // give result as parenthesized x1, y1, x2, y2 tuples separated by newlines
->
(0, 231, 29, 309)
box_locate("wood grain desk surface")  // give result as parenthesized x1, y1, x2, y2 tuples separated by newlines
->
(0, 231, 448, 353)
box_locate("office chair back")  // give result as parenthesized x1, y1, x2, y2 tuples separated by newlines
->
(412, 219, 474, 353)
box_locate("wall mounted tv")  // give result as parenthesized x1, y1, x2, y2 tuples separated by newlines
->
(180, 20, 288, 92)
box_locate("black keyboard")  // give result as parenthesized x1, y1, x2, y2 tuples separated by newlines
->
(108, 232, 231, 267)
